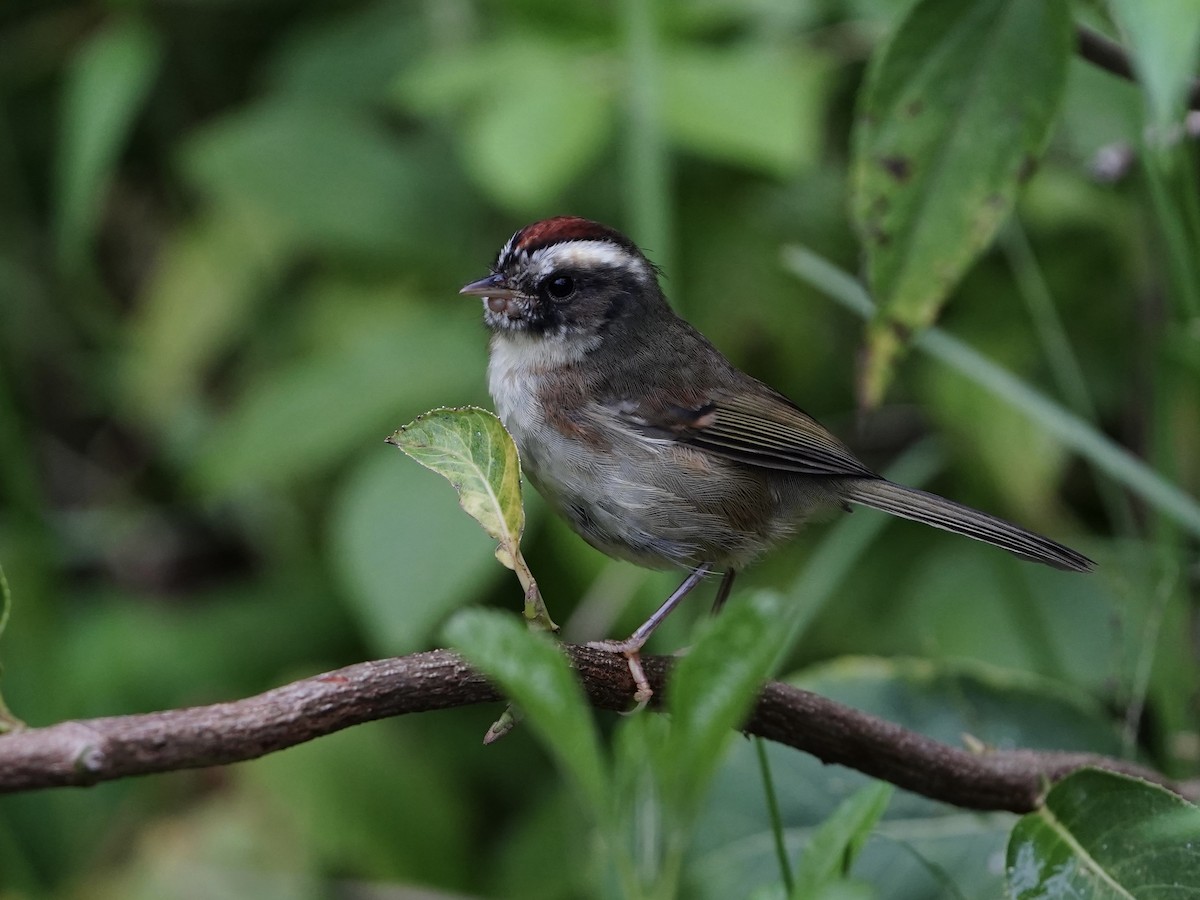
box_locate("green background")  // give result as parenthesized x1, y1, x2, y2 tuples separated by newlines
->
(0, 0, 1196, 897)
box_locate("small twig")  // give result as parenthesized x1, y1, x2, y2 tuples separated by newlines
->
(0, 646, 1192, 812)
(1076, 25, 1200, 112)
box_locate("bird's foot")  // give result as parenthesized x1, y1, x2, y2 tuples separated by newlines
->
(587, 638, 652, 711)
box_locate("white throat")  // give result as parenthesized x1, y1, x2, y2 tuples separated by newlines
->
(487, 331, 595, 433)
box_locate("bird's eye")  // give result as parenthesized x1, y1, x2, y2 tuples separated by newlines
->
(543, 275, 576, 301)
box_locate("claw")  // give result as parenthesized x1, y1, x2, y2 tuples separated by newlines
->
(588, 638, 653, 710)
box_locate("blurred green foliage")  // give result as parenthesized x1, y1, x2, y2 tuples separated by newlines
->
(0, 0, 1197, 897)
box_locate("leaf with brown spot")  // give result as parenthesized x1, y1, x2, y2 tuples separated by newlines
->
(850, 0, 1072, 408)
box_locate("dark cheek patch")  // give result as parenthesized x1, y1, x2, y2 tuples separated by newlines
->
(603, 289, 629, 323)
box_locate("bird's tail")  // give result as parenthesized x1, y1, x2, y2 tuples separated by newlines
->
(842, 479, 1094, 573)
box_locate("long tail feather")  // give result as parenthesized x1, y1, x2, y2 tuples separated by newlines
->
(842, 479, 1094, 573)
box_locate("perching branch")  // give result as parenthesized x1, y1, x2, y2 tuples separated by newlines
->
(0, 645, 1191, 812)
(1076, 25, 1200, 111)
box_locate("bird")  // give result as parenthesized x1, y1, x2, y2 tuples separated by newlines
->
(460, 216, 1093, 701)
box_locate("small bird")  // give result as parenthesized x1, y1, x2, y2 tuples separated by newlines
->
(462, 216, 1093, 700)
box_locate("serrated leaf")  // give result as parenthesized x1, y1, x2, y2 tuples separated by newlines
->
(850, 0, 1071, 406)
(56, 18, 163, 268)
(389, 407, 556, 630)
(791, 782, 893, 898)
(444, 609, 608, 819)
(387, 407, 525, 561)
(663, 590, 787, 820)
(1007, 768, 1200, 898)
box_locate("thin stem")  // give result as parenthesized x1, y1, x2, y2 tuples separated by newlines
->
(1002, 224, 1097, 421)
(1074, 25, 1200, 111)
(512, 549, 558, 632)
(1141, 148, 1200, 319)
(756, 736, 794, 894)
(780, 245, 1200, 539)
(1122, 563, 1176, 757)
(1002, 222, 1138, 537)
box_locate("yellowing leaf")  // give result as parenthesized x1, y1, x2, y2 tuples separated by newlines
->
(387, 406, 524, 556)
(388, 407, 556, 631)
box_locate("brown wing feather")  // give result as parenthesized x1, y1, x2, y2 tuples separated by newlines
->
(618, 388, 875, 478)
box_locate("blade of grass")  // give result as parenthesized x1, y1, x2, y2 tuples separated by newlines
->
(777, 439, 944, 663)
(781, 244, 1200, 539)
(790, 781, 893, 897)
(621, 0, 674, 287)
(1001, 222, 1137, 539)
(1001, 223, 1097, 421)
(1141, 147, 1200, 320)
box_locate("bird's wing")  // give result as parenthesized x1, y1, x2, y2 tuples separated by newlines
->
(616, 387, 875, 478)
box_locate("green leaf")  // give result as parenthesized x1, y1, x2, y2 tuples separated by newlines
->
(1007, 768, 1200, 898)
(791, 782, 893, 898)
(387, 407, 524, 567)
(55, 18, 163, 268)
(781, 244, 1200, 540)
(661, 44, 829, 177)
(195, 298, 482, 492)
(396, 45, 506, 115)
(124, 206, 287, 424)
(396, 34, 615, 209)
(266, 1, 423, 104)
(181, 100, 421, 253)
(663, 590, 787, 819)
(388, 406, 556, 630)
(850, 0, 1071, 405)
(443, 609, 608, 819)
(686, 656, 1124, 899)
(329, 451, 501, 656)
(1109, 1, 1200, 132)
(461, 41, 614, 210)
(921, 360, 1068, 520)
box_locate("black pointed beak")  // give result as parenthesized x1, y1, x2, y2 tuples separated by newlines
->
(459, 273, 517, 299)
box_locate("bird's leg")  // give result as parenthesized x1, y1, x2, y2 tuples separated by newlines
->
(710, 569, 737, 614)
(589, 562, 713, 706)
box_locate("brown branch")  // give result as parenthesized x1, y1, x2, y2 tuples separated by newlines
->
(1076, 25, 1200, 112)
(0, 645, 1191, 812)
